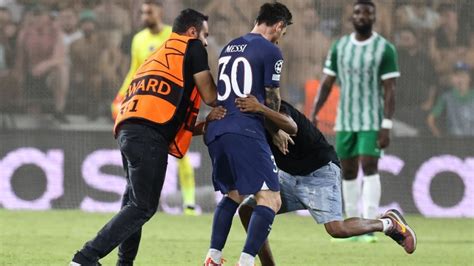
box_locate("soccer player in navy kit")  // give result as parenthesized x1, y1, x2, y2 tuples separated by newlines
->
(203, 3, 293, 266)
(234, 97, 417, 265)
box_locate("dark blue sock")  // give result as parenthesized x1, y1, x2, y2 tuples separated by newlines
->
(210, 197, 240, 250)
(243, 205, 275, 256)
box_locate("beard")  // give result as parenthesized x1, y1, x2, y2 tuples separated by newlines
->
(353, 22, 373, 35)
(144, 21, 156, 29)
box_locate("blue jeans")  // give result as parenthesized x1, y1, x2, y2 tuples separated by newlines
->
(80, 123, 169, 264)
(244, 162, 343, 224)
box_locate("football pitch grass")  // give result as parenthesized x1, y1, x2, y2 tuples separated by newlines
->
(0, 210, 472, 265)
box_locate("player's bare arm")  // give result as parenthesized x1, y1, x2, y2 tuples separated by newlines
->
(262, 86, 295, 154)
(193, 106, 226, 136)
(264, 87, 281, 112)
(263, 86, 283, 133)
(378, 78, 396, 149)
(235, 94, 297, 135)
(194, 70, 218, 107)
(311, 74, 336, 124)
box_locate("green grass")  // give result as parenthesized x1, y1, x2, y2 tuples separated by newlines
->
(0, 210, 473, 265)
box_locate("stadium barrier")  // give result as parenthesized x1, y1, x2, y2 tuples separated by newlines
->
(0, 130, 472, 217)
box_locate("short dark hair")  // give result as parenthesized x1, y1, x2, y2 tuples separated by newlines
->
(255, 2, 293, 27)
(172, 8, 208, 34)
(143, 0, 163, 7)
(354, 0, 376, 11)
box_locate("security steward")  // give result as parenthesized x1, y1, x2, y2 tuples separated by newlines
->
(70, 9, 217, 266)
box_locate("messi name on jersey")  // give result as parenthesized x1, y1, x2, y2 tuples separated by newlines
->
(225, 44, 248, 53)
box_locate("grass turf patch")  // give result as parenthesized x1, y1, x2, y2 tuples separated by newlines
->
(0, 210, 473, 265)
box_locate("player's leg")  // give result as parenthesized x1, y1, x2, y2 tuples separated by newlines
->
(238, 190, 280, 266)
(336, 132, 361, 219)
(71, 124, 168, 264)
(238, 204, 275, 266)
(237, 137, 281, 266)
(358, 131, 382, 221)
(341, 158, 360, 217)
(351, 131, 382, 242)
(177, 155, 197, 215)
(206, 190, 244, 265)
(360, 155, 380, 219)
(238, 171, 301, 266)
(205, 135, 243, 265)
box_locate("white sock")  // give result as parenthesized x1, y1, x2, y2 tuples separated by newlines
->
(342, 179, 361, 217)
(362, 174, 381, 219)
(238, 252, 255, 266)
(379, 218, 393, 232)
(207, 248, 222, 263)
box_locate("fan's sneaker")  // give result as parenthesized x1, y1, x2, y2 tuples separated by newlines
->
(382, 209, 417, 254)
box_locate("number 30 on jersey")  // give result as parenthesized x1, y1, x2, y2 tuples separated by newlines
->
(217, 56, 253, 101)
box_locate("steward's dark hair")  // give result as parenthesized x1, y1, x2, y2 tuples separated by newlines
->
(172, 8, 208, 34)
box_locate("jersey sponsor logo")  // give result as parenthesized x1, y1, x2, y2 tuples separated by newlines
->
(225, 44, 248, 53)
(274, 60, 283, 74)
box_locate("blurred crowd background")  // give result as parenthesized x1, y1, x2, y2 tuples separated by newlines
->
(0, 0, 473, 137)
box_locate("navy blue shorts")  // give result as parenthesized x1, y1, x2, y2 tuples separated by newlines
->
(208, 133, 279, 195)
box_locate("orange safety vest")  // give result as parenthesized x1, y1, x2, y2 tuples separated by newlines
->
(113, 33, 201, 158)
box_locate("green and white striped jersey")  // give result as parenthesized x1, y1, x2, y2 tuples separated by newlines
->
(324, 32, 400, 132)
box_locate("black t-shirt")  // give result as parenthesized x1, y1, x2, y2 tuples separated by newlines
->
(267, 101, 340, 176)
(125, 39, 210, 142)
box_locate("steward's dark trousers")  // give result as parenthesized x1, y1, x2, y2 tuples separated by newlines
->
(80, 123, 168, 264)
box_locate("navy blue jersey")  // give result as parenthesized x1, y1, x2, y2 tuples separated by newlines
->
(205, 33, 284, 144)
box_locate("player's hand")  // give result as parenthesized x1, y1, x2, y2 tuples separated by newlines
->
(377, 128, 390, 149)
(206, 106, 227, 122)
(272, 129, 295, 155)
(235, 94, 263, 113)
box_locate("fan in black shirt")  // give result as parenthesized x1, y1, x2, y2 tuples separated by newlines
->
(234, 96, 417, 265)
(267, 100, 340, 176)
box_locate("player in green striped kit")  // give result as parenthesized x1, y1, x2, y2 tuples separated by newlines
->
(312, 0, 399, 242)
